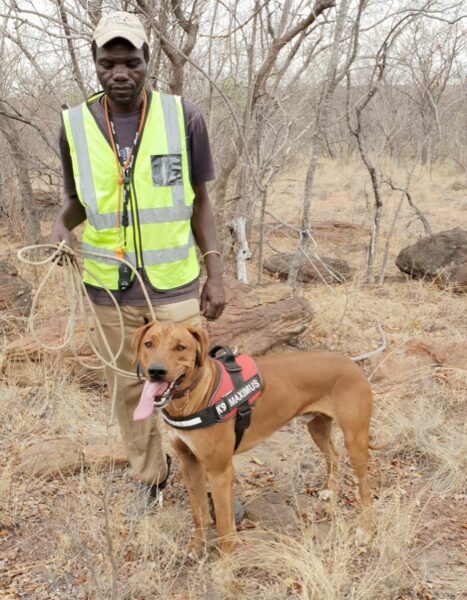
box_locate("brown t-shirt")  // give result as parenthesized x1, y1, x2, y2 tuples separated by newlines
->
(59, 92, 215, 306)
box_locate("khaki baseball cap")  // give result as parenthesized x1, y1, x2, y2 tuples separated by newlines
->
(92, 11, 148, 49)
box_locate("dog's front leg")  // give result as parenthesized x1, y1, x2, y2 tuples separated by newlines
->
(205, 459, 237, 554)
(172, 439, 211, 553)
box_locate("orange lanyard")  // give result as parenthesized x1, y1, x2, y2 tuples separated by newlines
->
(103, 90, 148, 258)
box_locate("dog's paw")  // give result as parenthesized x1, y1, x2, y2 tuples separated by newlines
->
(355, 526, 372, 547)
(186, 536, 208, 560)
(318, 489, 335, 502)
(355, 510, 376, 547)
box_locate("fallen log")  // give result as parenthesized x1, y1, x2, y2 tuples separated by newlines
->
(206, 280, 313, 354)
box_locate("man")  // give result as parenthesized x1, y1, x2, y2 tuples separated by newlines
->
(51, 12, 241, 517)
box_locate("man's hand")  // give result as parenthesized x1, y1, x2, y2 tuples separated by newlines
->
(190, 183, 226, 319)
(50, 194, 85, 263)
(200, 275, 225, 320)
(50, 221, 74, 247)
(50, 223, 76, 265)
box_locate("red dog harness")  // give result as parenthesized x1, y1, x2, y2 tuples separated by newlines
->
(162, 346, 263, 450)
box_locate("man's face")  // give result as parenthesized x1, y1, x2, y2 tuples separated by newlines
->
(94, 38, 147, 111)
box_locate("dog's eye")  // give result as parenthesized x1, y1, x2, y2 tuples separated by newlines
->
(144, 341, 152, 348)
(175, 344, 186, 352)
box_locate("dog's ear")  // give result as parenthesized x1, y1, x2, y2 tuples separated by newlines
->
(186, 325, 209, 366)
(131, 322, 154, 359)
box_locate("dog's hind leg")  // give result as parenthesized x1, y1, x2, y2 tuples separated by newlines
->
(344, 428, 374, 538)
(337, 404, 373, 534)
(343, 428, 372, 512)
(172, 439, 211, 552)
(306, 414, 339, 496)
(334, 386, 372, 514)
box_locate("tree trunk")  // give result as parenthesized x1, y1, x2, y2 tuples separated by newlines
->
(288, 0, 357, 288)
(206, 280, 313, 354)
(0, 118, 41, 243)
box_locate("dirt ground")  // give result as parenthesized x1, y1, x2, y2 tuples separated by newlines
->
(0, 157, 466, 599)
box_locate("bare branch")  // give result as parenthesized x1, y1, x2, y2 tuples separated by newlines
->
(351, 322, 387, 362)
(54, 0, 88, 97)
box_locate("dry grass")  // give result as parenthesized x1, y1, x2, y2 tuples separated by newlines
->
(219, 495, 420, 600)
(1, 156, 466, 599)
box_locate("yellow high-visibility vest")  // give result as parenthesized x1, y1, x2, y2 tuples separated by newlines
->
(62, 90, 199, 291)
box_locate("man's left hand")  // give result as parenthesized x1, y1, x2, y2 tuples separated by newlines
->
(200, 276, 225, 320)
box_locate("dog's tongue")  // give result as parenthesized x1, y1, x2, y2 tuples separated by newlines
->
(133, 380, 169, 421)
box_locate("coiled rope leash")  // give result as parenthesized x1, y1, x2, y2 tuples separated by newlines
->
(17, 243, 155, 420)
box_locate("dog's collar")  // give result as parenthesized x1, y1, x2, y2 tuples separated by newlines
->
(169, 367, 205, 400)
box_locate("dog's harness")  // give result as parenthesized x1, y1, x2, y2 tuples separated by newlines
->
(161, 346, 263, 450)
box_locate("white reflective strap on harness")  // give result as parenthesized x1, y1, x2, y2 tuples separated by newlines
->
(162, 413, 203, 428)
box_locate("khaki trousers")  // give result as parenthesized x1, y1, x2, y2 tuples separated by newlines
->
(93, 299, 201, 485)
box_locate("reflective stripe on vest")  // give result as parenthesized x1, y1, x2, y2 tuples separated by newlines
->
(62, 91, 199, 291)
(81, 232, 195, 267)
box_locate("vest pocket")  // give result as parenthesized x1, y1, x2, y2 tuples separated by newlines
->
(151, 154, 183, 186)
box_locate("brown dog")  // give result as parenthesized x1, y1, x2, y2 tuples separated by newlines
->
(132, 321, 374, 554)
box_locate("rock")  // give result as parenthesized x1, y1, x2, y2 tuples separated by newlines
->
(20, 439, 82, 477)
(205, 280, 313, 354)
(439, 261, 467, 293)
(3, 311, 104, 386)
(263, 253, 351, 283)
(396, 228, 467, 292)
(368, 338, 467, 383)
(0, 261, 31, 319)
(82, 439, 128, 471)
(245, 491, 298, 528)
(428, 341, 467, 382)
(20, 438, 128, 478)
